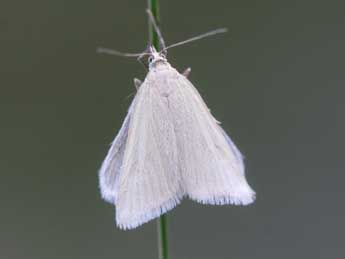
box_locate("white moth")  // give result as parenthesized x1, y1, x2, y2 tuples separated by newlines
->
(98, 12, 255, 230)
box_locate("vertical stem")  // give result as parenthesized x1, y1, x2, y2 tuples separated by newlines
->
(157, 214, 169, 259)
(148, 0, 160, 49)
(148, 3, 169, 259)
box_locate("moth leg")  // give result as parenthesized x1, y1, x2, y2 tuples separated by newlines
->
(182, 67, 191, 78)
(133, 78, 142, 90)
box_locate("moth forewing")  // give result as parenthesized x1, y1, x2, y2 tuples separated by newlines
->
(115, 68, 184, 230)
(168, 71, 255, 206)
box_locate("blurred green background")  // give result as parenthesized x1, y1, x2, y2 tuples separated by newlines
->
(1, 0, 345, 258)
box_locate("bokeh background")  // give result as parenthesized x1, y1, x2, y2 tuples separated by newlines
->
(1, 0, 345, 258)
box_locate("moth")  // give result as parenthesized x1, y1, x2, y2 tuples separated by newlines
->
(98, 10, 255, 230)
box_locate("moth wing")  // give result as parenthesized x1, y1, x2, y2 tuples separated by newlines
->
(115, 78, 182, 230)
(98, 98, 137, 204)
(169, 72, 255, 205)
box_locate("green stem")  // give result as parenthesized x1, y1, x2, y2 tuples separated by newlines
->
(148, 3, 169, 259)
(157, 214, 169, 259)
(148, 0, 160, 50)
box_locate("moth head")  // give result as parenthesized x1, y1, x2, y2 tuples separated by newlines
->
(146, 46, 167, 69)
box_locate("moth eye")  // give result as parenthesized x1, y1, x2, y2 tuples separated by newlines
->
(148, 56, 154, 63)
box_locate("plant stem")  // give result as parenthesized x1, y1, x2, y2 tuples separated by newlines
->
(148, 3, 169, 259)
(148, 0, 160, 50)
(157, 214, 169, 259)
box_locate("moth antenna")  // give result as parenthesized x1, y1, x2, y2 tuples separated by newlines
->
(161, 28, 228, 52)
(97, 47, 149, 58)
(146, 9, 166, 50)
